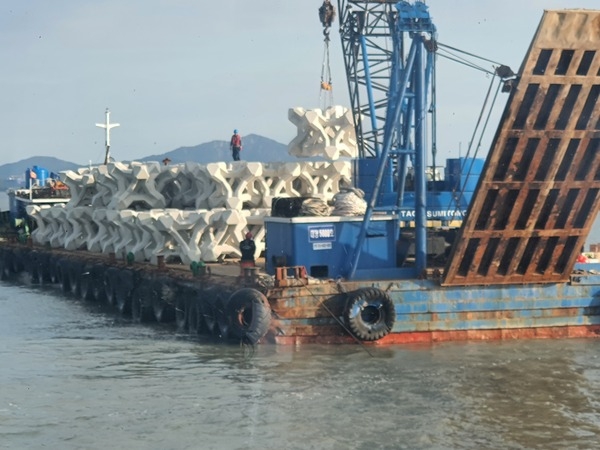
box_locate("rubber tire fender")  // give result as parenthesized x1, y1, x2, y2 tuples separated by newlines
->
(214, 294, 231, 340)
(201, 294, 217, 335)
(115, 269, 134, 316)
(151, 277, 176, 323)
(49, 256, 61, 284)
(59, 259, 71, 293)
(2, 249, 17, 280)
(10, 249, 24, 275)
(188, 289, 207, 335)
(131, 283, 155, 323)
(78, 264, 95, 301)
(38, 252, 53, 284)
(226, 288, 272, 345)
(28, 250, 41, 284)
(343, 287, 396, 341)
(103, 267, 120, 306)
(90, 265, 108, 302)
(68, 261, 83, 298)
(174, 284, 191, 332)
(0, 249, 8, 281)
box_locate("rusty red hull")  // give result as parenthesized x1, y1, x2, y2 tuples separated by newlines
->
(2, 244, 600, 346)
(273, 325, 600, 345)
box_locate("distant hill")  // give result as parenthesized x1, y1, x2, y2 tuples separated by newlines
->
(0, 134, 299, 189)
(139, 134, 297, 164)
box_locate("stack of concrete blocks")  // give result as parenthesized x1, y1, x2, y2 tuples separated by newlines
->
(27, 204, 55, 245)
(288, 106, 358, 160)
(27, 106, 356, 264)
(64, 206, 96, 251)
(47, 205, 69, 248)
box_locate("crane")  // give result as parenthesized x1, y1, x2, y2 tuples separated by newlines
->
(333, 0, 437, 277)
(333, 1, 515, 279)
(318, 1, 336, 109)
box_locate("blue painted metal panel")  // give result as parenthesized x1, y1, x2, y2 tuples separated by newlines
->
(265, 217, 398, 278)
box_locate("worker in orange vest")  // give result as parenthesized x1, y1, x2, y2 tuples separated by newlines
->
(230, 129, 242, 161)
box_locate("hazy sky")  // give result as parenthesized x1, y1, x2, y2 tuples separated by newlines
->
(3, 0, 600, 243)
(2, 0, 598, 165)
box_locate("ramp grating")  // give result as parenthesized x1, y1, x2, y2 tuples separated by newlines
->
(443, 9, 600, 286)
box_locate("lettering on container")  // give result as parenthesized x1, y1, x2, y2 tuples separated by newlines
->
(308, 225, 336, 242)
(399, 209, 468, 219)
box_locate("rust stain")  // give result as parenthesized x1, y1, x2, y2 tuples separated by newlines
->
(444, 9, 600, 287)
(375, 325, 600, 344)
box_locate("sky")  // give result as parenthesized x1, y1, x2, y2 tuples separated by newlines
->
(2, 0, 600, 240)
(3, 0, 599, 164)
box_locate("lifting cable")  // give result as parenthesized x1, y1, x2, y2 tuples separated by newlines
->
(427, 41, 516, 221)
(318, 1, 336, 109)
(446, 73, 505, 223)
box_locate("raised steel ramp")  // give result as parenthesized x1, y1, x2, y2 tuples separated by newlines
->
(443, 9, 600, 286)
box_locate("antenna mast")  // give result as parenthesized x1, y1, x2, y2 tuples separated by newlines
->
(96, 108, 120, 165)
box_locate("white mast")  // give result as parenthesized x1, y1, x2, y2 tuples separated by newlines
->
(96, 108, 120, 165)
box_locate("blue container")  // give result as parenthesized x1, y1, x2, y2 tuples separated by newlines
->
(445, 157, 484, 192)
(32, 166, 49, 186)
(265, 216, 399, 278)
(354, 158, 396, 207)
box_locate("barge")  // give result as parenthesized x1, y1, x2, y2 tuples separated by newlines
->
(1, 2, 600, 346)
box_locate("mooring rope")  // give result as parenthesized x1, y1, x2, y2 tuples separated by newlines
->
(331, 187, 367, 216)
(300, 198, 331, 216)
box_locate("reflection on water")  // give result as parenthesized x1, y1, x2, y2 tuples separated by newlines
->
(0, 281, 599, 450)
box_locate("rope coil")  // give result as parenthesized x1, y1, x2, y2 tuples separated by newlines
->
(332, 188, 367, 216)
(300, 198, 331, 216)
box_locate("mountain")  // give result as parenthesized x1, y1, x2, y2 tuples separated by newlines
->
(0, 134, 297, 189)
(139, 134, 297, 164)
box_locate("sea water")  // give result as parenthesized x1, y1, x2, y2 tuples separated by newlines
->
(0, 279, 599, 450)
(1, 191, 600, 449)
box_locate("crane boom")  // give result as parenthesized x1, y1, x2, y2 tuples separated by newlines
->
(336, 0, 437, 278)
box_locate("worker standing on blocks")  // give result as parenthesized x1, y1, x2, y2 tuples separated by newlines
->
(230, 129, 242, 161)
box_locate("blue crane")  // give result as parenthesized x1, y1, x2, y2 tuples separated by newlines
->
(335, 0, 437, 278)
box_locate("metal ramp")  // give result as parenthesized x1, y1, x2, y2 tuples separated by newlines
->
(443, 9, 600, 286)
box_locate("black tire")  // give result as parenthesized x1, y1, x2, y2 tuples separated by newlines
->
(226, 288, 272, 345)
(187, 301, 200, 334)
(151, 278, 176, 323)
(69, 263, 82, 298)
(343, 287, 396, 341)
(49, 257, 61, 284)
(90, 265, 107, 302)
(59, 260, 71, 293)
(202, 296, 217, 335)
(104, 267, 119, 306)
(28, 251, 40, 284)
(175, 291, 188, 332)
(2, 250, 16, 280)
(115, 270, 134, 316)
(10, 250, 24, 275)
(131, 284, 155, 323)
(79, 265, 94, 301)
(0, 249, 7, 281)
(0, 250, 8, 281)
(38, 253, 53, 284)
(189, 292, 206, 335)
(214, 295, 230, 339)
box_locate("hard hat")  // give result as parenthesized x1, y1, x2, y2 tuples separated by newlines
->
(245, 232, 253, 239)
(234, 129, 238, 134)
